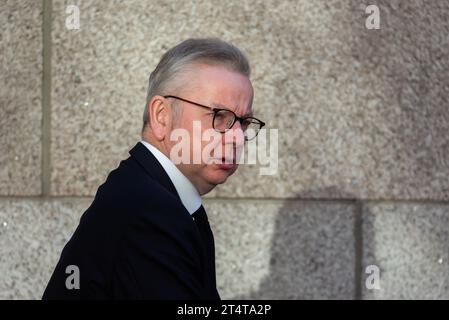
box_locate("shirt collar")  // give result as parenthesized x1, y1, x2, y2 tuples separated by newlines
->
(140, 140, 202, 215)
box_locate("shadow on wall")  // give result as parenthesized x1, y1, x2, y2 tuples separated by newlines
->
(231, 189, 360, 300)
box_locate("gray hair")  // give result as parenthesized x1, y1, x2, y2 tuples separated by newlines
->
(142, 38, 251, 131)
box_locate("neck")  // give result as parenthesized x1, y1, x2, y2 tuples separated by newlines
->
(142, 134, 170, 159)
(141, 133, 212, 196)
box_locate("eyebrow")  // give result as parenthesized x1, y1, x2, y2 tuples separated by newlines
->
(211, 102, 254, 118)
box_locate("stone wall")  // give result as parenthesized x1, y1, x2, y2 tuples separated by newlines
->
(1, 0, 448, 299)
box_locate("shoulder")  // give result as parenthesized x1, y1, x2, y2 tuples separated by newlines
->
(44, 153, 199, 298)
(91, 156, 183, 216)
(78, 155, 194, 244)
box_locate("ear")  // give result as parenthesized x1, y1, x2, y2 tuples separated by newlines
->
(147, 95, 172, 141)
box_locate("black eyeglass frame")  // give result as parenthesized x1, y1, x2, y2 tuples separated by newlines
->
(163, 95, 265, 140)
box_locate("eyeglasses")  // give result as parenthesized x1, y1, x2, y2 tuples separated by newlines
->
(164, 95, 265, 141)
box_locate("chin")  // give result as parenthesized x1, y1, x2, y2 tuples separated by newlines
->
(206, 167, 236, 185)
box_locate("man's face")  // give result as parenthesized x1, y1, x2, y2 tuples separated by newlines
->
(167, 63, 254, 195)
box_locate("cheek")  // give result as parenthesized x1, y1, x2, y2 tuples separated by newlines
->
(203, 140, 221, 160)
(199, 130, 223, 161)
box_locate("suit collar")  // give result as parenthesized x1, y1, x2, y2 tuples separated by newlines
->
(139, 141, 202, 215)
(129, 141, 203, 215)
(129, 142, 181, 201)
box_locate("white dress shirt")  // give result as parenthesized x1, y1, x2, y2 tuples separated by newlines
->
(140, 140, 202, 215)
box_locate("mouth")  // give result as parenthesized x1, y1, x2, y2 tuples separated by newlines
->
(220, 157, 236, 164)
(212, 157, 238, 170)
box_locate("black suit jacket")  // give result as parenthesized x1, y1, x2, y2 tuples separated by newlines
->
(42, 142, 220, 300)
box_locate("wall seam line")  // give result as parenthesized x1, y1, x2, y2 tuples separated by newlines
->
(354, 200, 364, 300)
(41, 0, 52, 196)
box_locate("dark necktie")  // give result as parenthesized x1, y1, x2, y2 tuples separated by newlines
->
(192, 205, 214, 256)
(191, 205, 218, 297)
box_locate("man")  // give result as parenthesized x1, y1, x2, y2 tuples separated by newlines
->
(42, 38, 265, 299)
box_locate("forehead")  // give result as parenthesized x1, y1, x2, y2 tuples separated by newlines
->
(181, 63, 254, 116)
